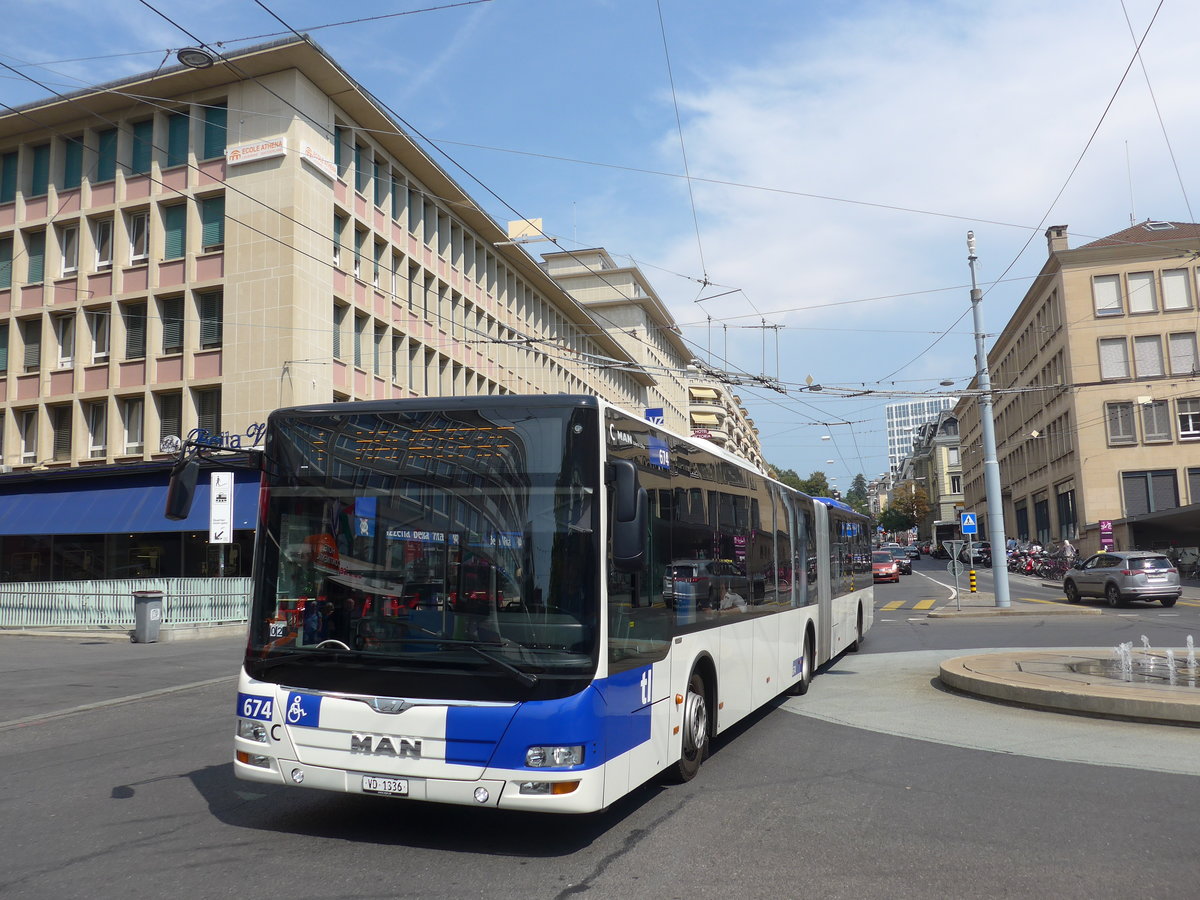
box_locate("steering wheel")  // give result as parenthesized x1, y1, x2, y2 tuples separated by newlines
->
(315, 639, 351, 650)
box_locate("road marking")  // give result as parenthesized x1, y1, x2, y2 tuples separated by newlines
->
(913, 598, 937, 610)
(881, 600, 905, 611)
(0, 675, 236, 731)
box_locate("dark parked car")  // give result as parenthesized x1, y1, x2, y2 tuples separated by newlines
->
(889, 547, 912, 575)
(1063, 551, 1181, 607)
(905, 546, 920, 560)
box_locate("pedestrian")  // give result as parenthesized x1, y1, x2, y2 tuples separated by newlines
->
(1061, 538, 1076, 560)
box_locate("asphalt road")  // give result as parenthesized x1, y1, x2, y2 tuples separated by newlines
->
(3, 580, 1199, 899)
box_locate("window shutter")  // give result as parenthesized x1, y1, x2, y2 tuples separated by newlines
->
(0, 151, 16, 203)
(197, 389, 221, 433)
(1133, 335, 1163, 376)
(202, 102, 227, 160)
(125, 303, 146, 359)
(199, 292, 222, 348)
(97, 128, 118, 181)
(0, 322, 7, 373)
(1168, 333, 1197, 374)
(1162, 269, 1192, 310)
(23, 318, 40, 371)
(167, 113, 190, 167)
(131, 121, 153, 174)
(27, 231, 45, 283)
(1150, 471, 1178, 511)
(1127, 271, 1156, 313)
(1092, 274, 1122, 315)
(63, 140, 83, 190)
(163, 204, 186, 260)
(31, 144, 50, 195)
(200, 196, 224, 250)
(159, 393, 182, 442)
(161, 297, 183, 353)
(1098, 338, 1128, 379)
(333, 305, 344, 359)
(52, 406, 71, 461)
(1142, 401, 1170, 441)
(0, 236, 11, 289)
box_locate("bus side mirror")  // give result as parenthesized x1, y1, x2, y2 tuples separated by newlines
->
(608, 459, 647, 572)
(165, 457, 200, 520)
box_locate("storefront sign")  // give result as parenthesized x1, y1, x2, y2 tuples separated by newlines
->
(1099, 519, 1114, 550)
(210, 472, 233, 544)
(226, 137, 287, 166)
(189, 423, 267, 449)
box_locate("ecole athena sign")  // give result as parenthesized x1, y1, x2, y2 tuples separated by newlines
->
(225, 137, 287, 165)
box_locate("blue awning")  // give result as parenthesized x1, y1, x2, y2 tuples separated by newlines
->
(0, 473, 259, 536)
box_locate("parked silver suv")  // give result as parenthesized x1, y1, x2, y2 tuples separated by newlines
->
(1063, 551, 1181, 607)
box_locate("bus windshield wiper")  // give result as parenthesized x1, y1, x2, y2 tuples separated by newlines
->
(467, 644, 539, 688)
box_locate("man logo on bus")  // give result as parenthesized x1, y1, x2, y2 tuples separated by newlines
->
(640, 669, 652, 705)
(350, 734, 423, 759)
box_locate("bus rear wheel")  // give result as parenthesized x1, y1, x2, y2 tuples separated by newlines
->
(788, 633, 814, 695)
(669, 670, 709, 783)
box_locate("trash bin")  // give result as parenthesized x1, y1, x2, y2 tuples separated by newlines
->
(131, 590, 164, 643)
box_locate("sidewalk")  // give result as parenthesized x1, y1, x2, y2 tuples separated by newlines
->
(925, 571, 1200, 618)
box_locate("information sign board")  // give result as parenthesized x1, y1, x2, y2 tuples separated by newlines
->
(960, 512, 978, 535)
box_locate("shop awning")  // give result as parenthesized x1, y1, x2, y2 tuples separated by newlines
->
(689, 387, 720, 401)
(690, 413, 721, 426)
(0, 473, 259, 536)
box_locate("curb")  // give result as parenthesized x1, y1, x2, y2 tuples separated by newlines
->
(939, 650, 1200, 726)
(929, 605, 1102, 618)
(0, 623, 246, 642)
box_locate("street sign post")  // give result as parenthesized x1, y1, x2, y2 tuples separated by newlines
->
(960, 512, 978, 535)
(943, 539, 965, 560)
(946, 560, 965, 577)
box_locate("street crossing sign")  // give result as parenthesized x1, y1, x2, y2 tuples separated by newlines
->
(960, 512, 978, 534)
(943, 540, 965, 559)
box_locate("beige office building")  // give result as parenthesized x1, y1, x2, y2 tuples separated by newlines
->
(958, 222, 1200, 555)
(0, 38, 656, 580)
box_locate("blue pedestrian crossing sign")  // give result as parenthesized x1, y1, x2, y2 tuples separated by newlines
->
(960, 512, 978, 535)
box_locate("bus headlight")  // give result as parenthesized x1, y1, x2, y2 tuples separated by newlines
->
(525, 745, 584, 768)
(237, 719, 268, 743)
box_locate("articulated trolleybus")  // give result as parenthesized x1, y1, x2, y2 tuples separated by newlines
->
(181, 395, 872, 813)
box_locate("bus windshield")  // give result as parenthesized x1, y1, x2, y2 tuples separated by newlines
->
(247, 402, 600, 699)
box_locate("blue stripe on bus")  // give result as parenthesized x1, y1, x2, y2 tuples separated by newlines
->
(444, 665, 653, 771)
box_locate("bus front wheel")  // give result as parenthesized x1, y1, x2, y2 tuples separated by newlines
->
(788, 633, 814, 695)
(670, 670, 710, 783)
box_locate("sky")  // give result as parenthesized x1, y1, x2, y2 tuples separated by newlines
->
(4, 0, 1198, 487)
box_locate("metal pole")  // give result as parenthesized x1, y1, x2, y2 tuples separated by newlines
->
(967, 232, 1012, 608)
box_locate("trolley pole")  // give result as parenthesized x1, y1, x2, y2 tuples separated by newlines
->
(967, 232, 1012, 608)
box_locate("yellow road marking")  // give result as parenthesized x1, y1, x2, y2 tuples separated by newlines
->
(913, 598, 937, 610)
(881, 600, 905, 611)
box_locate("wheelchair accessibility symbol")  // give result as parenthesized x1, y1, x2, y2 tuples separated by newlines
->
(285, 692, 322, 727)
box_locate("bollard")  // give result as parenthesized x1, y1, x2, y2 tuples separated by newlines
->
(969, 569, 977, 593)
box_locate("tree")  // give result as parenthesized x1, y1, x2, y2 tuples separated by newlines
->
(772, 466, 804, 492)
(878, 505, 914, 533)
(845, 473, 869, 515)
(891, 482, 930, 524)
(797, 471, 831, 497)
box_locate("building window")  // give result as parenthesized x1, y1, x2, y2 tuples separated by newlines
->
(26, 230, 46, 283)
(19, 408, 37, 464)
(202, 102, 227, 160)
(1056, 487, 1077, 540)
(96, 127, 118, 182)
(374, 158, 386, 207)
(374, 324, 385, 374)
(353, 228, 365, 280)
(0, 322, 7, 374)
(1168, 332, 1197, 375)
(130, 120, 154, 175)
(30, 144, 50, 196)
(60, 224, 78, 274)
(128, 211, 149, 263)
(1142, 400, 1171, 443)
(0, 235, 11, 288)
(1098, 337, 1129, 379)
(196, 388, 221, 434)
(1105, 401, 1136, 445)
(54, 314, 74, 368)
(1127, 271, 1157, 314)
(22, 318, 40, 373)
(1092, 274, 1123, 316)
(950, 474, 962, 493)
(1121, 469, 1178, 516)
(123, 302, 146, 360)
(1014, 503, 1029, 542)
(1178, 398, 1200, 440)
(333, 214, 345, 267)
(333, 303, 346, 360)
(94, 218, 113, 269)
(157, 392, 182, 449)
(354, 143, 369, 194)
(334, 125, 347, 175)
(373, 240, 384, 288)
(87, 400, 106, 458)
(199, 195, 224, 251)
(160, 296, 184, 354)
(51, 405, 71, 461)
(166, 112, 190, 167)
(1162, 268, 1192, 311)
(122, 396, 144, 454)
(162, 204, 186, 260)
(88, 309, 110, 361)
(63, 138, 83, 190)
(1034, 497, 1050, 545)
(0, 150, 17, 203)
(1132, 335, 1164, 377)
(198, 291, 222, 349)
